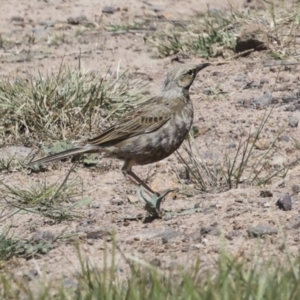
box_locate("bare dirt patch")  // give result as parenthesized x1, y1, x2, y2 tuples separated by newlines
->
(1, 0, 300, 291)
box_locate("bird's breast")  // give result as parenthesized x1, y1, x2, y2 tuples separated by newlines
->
(105, 101, 194, 166)
(137, 101, 193, 162)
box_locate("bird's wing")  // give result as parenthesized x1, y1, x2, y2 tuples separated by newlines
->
(87, 96, 172, 146)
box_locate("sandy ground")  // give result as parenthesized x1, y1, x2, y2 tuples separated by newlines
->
(1, 0, 300, 287)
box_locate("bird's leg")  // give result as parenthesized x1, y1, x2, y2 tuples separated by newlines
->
(125, 170, 177, 218)
(121, 160, 156, 194)
(125, 170, 156, 194)
(121, 162, 175, 218)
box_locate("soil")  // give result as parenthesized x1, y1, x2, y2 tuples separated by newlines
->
(1, 0, 300, 287)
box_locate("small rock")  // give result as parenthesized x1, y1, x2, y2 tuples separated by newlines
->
(226, 230, 242, 240)
(53, 23, 71, 30)
(194, 203, 201, 209)
(102, 6, 117, 14)
(250, 81, 260, 88)
(209, 8, 222, 15)
(202, 204, 217, 215)
(235, 199, 244, 203)
(162, 215, 173, 221)
(292, 184, 300, 194)
(248, 224, 278, 237)
(10, 16, 24, 23)
(130, 229, 180, 241)
(252, 93, 274, 108)
(279, 135, 290, 142)
(79, 219, 96, 227)
(270, 155, 285, 168)
(149, 5, 165, 12)
(23, 269, 39, 281)
(287, 220, 300, 230)
(168, 261, 179, 270)
(67, 15, 87, 25)
(90, 203, 100, 209)
(196, 126, 211, 136)
(189, 230, 201, 242)
(85, 229, 110, 240)
(276, 194, 292, 211)
(288, 115, 299, 128)
(243, 81, 254, 89)
(0, 146, 33, 161)
(244, 0, 265, 9)
(162, 237, 168, 244)
(283, 105, 296, 112)
(200, 224, 220, 236)
(235, 35, 267, 53)
(158, 229, 181, 240)
(64, 278, 78, 288)
(260, 190, 273, 197)
(212, 71, 223, 77)
(39, 20, 56, 27)
(110, 198, 124, 206)
(204, 150, 221, 160)
(227, 143, 237, 149)
(127, 195, 138, 203)
(31, 231, 54, 243)
(235, 74, 246, 82)
(282, 95, 298, 103)
(275, 84, 286, 92)
(260, 78, 269, 84)
(202, 88, 212, 95)
(255, 138, 271, 150)
(150, 257, 161, 267)
(192, 243, 204, 250)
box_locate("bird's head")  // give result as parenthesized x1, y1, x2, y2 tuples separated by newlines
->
(162, 63, 210, 96)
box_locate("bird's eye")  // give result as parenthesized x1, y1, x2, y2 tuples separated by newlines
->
(186, 69, 194, 76)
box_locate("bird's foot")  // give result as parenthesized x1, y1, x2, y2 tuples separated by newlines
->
(136, 185, 177, 218)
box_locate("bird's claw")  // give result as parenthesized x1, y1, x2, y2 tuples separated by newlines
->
(136, 185, 178, 218)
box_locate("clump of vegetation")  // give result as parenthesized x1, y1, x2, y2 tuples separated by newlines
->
(0, 164, 87, 222)
(0, 66, 148, 146)
(0, 227, 57, 261)
(148, 6, 300, 59)
(1, 244, 300, 299)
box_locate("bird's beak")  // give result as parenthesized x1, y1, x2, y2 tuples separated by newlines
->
(196, 62, 210, 72)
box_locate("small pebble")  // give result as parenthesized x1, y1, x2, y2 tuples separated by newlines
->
(276, 194, 292, 211)
(110, 198, 124, 206)
(260, 190, 273, 197)
(10, 16, 24, 22)
(284, 105, 296, 112)
(279, 135, 290, 142)
(282, 95, 298, 103)
(67, 15, 87, 25)
(260, 78, 269, 84)
(248, 224, 278, 237)
(292, 184, 300, 194)
(102, 6, 117, 14)
(235, 74, 246, 82)
(150, 257, 161, 267)
(288, 115, 299, 128)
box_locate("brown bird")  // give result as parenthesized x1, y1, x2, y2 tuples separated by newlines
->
(28, 63, 210, 215)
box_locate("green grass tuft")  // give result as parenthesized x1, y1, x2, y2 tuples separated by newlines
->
(0, 66, 148, 146)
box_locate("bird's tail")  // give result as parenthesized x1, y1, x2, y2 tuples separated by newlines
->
(27, 146, 98, 167)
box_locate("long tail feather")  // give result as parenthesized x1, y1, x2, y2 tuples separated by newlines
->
(27, 146, 98, 166)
